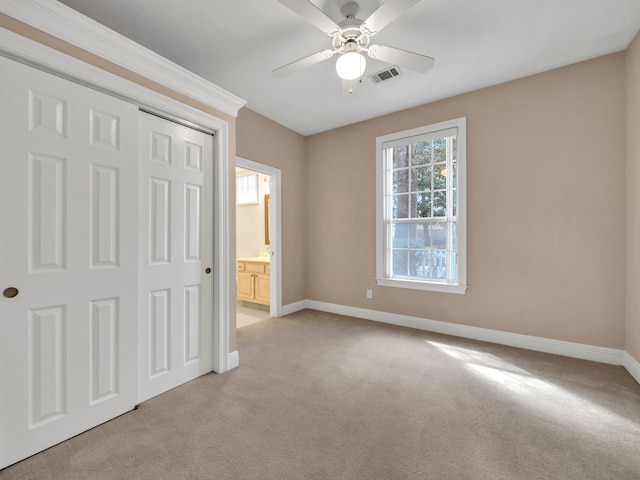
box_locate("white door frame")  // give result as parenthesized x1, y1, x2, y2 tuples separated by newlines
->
(236, 157, 283, 317)
(0, 8, 245, 374)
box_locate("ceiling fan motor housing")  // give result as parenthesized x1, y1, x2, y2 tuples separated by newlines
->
(340, 2, 360, 19)
(333, 25, 370, 52)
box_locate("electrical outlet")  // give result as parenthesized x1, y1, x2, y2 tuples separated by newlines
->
(366, 289, 373, 299)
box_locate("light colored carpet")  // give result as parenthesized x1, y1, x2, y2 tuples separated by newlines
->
(2, 309, 640, 479)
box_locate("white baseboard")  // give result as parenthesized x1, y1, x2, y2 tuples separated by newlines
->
(304, 300, 627, 367)
(271, 299, 638, 385)
(279, 300, 307, 317)
(623, 352, 640, 384)
(227, 350, 239, 370)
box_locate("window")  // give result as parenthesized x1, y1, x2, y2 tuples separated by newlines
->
(376, 117, 467, 294)
(237, 172, 259, 205)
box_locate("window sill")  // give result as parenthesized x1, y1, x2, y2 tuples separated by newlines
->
(375, 277, 467, 295)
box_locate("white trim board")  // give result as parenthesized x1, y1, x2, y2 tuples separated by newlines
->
(623, 352, 640, 385)
(247, 299, 640, 384)
(281, 300, 308, 317)
(0, 24, 234, 374)
(227, 351, 240, 371)
(0, 0, 246, 118)
(303, 300, 629, 367)
(213, 120, 233, 373)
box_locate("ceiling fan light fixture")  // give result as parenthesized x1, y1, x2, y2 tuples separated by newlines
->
(336, 51, 366, 80)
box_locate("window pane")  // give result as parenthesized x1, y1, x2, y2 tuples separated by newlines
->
(423, 222, 447, 249)
(452, 189, 457, 217)
(393, 169, 410, 193)
(392, 223, 409, 248)
(452, 157, 457, 189)
(411, 166, 431, 192)
(409, 223, 428, 249)
(392, 145, 409, 168)
(412, 192, 431, 218)
(412, 250, 447, 279)
(392, 250, 409, 276)
(432, 191, 446, 217)
(452, 222, 457, 251)
(412, 141, 432, 165)
(433, 138, 446, 163)
(393, 194, 409, 219)
(237, 173, 259, 204)
(451, 222, 457, 281)
(451, 251, 457, 282)
(433, 163, 446, 189)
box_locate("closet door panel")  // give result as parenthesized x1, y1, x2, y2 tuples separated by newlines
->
(0, 56, 138, 470)
(138, 111, 214, 402)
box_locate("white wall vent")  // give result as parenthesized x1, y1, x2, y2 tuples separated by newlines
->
(368, 66, 402, 84)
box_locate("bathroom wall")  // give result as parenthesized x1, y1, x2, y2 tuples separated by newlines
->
(236, 168, 270, 258)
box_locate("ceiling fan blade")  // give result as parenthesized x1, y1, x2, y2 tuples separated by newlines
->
(278, 0, 341, 36)
(367, 44, 434, 73)
(360, 0, 421, 35)
(272, 49, 336, 77)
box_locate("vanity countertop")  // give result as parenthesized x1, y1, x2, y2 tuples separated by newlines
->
(237, 256, 270, 263)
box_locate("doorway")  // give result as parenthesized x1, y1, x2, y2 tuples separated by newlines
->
(235, 157, 281, 328)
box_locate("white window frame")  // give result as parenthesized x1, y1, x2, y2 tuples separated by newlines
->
(375, 117, 467, 294)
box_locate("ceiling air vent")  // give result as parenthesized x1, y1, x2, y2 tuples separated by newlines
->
(368, 66, 402, 85)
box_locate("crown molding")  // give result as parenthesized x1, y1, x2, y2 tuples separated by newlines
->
(0, 0, 246, 118)
(0, 28, 222, 133)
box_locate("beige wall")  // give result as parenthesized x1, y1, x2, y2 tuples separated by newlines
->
(236, 108, 307, 305)
(4, 10, 638, 356)
(627, 32, 640, 362)
(306, 53, 627, 348)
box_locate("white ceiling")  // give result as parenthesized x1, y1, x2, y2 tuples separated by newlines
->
(57, 0, 640, 136)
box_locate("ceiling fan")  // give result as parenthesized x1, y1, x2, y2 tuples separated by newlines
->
(273, 0, 434, 80)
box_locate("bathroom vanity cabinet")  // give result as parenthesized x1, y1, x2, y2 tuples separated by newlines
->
(237, 257, 270, 305)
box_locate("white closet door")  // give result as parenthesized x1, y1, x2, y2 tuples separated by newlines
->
(0, 57, 139, 469)
(138, 111, 214, 402)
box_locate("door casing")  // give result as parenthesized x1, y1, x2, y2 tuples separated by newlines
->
(236, 157, 283, 318)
